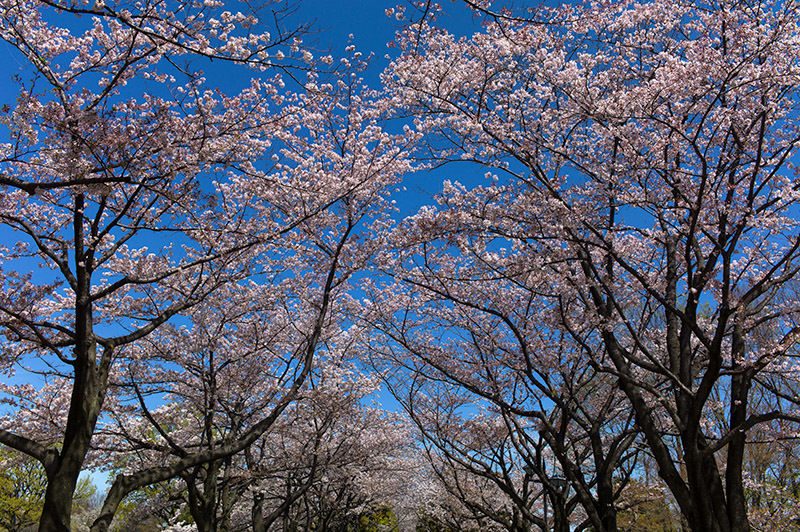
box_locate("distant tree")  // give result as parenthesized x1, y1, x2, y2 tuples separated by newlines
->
(0, 448, 47, 532)
(0, 448, 99, 532)
(616, 479, 682, 532)
(358, 506, 400, 532)
(741, 416, 800, 530)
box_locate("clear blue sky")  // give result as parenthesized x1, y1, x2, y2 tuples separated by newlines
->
(292, 0, 477, 60)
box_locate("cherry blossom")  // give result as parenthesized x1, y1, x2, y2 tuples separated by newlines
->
(0, 2, 414, 531)
(376, 0, 800, 530)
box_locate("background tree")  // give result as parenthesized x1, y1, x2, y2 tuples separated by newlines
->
(90, 61, 415, 532)
(616, 479, 682, 532)
(0, 448, 49, 532)
(105, 355, 415, 532)
(0, 448, 100, 532)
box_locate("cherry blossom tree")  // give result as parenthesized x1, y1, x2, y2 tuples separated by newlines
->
(95, 281, 321, 532)
(105, 341, 414, 532)
(362, 273, 638, 531)
(258, 389, 412, 532)
(91, 59, 411, 531)
(378, 0, 800, 531)
(0, 1, 415, 531)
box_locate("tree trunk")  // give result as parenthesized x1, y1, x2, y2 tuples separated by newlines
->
(252, 493, 265, 532)
(38, 351, 106, 531)
(37, 385, 102, 532)
(38, 472, 79, 532)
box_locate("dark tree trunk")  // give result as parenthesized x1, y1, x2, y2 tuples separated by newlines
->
(39, 197, 109, 532)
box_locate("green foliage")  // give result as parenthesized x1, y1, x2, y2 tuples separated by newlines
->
(358, 505, 398, 532)
(0, 448, 99, 532)
(616, 480, 682, 532)
(0, 449, 46, 532)
(742, 427, 800, 530)
(110, 480, 190, 532)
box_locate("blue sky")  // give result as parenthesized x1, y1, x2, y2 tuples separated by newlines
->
(296, 0, 400, 56)
(293, 0, 477, 61)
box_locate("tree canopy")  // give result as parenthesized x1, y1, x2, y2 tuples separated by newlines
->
(0, 1, 799, 531)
